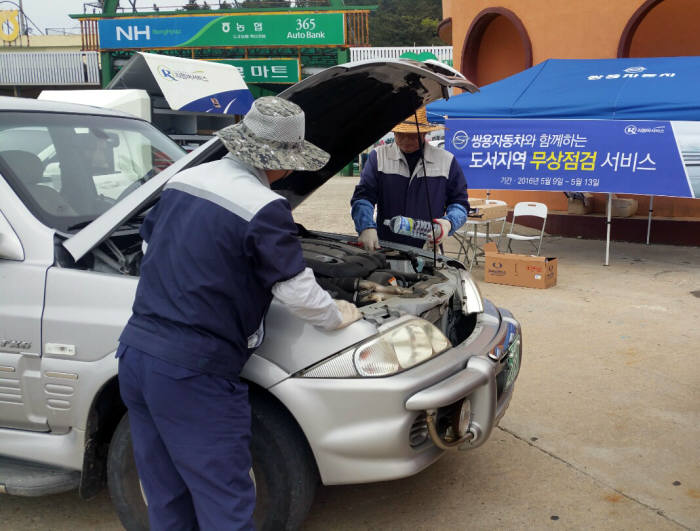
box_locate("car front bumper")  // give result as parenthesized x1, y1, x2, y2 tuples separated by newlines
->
(268, 298, 521, 486)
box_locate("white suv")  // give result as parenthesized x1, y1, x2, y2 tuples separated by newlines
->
(0, 60, 521, 530)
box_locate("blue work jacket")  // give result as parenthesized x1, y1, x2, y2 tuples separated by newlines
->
(119, 155, 306, 379)
(350, 142, 469, 248)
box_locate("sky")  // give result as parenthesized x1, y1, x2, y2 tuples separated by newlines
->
(19, 0, 173, 34)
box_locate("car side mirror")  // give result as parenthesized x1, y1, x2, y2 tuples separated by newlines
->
(0, 211, 24, 261)
(106, 131, 121, 147)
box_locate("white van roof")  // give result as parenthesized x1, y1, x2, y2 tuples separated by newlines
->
(38, 89, 151, 121)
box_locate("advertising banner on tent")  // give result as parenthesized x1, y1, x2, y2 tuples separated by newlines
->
(98, 13, 345, 49)
(140, 52, 253, 114)
(447, 118, 695, 198)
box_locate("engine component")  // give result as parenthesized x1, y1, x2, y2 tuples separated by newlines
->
(357, 291, 387, 304)
(315, 277, 413, 306)
(366, 271, 397, 286)
(357, 280, 412, 295)
(301, 240, 388, 280)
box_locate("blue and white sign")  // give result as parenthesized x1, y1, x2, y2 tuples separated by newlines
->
(140, 52, 252, 114)
(98, 16, 216, 49)
(447, 119, 695, 198)
(97, 13, 345, 49)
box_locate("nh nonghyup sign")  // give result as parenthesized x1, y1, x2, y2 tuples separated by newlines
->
(98, 13, 345, 49)
(446, 118, 695, 198)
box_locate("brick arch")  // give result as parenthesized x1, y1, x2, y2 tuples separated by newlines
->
(437, 17, 452, 45)
(619, 0, 700, 57)
(461, 7, 532, 87)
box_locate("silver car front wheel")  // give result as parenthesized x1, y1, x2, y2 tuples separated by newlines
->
(108, 402, 314, 531)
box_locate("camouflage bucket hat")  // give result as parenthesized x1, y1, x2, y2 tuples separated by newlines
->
(216, 96, 330, 171)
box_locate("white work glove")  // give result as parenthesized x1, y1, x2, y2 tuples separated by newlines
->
(272, 268, 363, 330)
(426, 218, 451, 249)
(333, 300, 362, 329)
(358, 228, 380, 252)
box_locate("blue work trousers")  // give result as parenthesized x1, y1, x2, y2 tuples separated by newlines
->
(117, 345, 255, 531)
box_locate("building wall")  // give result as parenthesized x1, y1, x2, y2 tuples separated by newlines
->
(442, 0, 700, 218)
(628, 0, 700, 57)
(0, 35, 95, 97)
(0, 34, 82, 52)
(471, 14, 528, 86)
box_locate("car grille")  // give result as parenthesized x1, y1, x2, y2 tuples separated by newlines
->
(409, 413, 429, 447)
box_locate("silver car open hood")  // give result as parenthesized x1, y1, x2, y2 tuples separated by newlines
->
(274, 59, 476, 208)
(63, 59, 477, 262)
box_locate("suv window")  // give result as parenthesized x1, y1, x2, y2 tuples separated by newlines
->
(0, 112, 184, 232)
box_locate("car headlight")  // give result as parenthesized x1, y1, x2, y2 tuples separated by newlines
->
(300, 318, 452, 378)
(504, 335, 521, 389)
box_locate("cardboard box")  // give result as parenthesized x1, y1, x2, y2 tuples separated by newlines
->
(483, 242, 557, 289)
(611, 197, 638, 217)
(469, 202, 508, 220)
(567, 192, 593, 215)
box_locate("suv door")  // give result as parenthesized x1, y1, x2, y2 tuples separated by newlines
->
(0, 183, 51, 432)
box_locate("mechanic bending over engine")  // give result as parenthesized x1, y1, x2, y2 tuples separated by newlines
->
(116, 97, 362, 530)
(350, 106, 469, 251)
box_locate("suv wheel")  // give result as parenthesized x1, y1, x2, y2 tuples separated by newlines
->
(107, 415, 149, 531)
(107, 398, 319, 531)
(250, 394, 319, 530)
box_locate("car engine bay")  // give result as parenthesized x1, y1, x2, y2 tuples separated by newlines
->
(64, 224, 478, 345)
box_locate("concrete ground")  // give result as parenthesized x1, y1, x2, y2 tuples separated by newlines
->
(2, 177, 698, 530)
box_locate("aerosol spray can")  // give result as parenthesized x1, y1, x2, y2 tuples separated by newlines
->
(383, 215, 440, 241)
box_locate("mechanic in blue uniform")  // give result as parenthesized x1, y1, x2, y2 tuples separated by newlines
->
(351, 107, 469, 250)
(117, 97, 362, 530)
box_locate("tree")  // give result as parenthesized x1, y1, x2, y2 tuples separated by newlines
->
(369, 0, 442, 47)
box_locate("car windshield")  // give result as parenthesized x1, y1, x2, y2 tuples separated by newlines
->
(0, 111, 184, 232)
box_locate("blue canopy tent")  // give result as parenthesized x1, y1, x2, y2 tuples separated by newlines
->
(427, 56, 700, 121)
(427, 56, 700, 264)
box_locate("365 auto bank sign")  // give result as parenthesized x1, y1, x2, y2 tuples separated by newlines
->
(98, 13, 345, 49)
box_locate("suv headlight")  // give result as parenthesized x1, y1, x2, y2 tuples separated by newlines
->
(299, 318, 452, 378)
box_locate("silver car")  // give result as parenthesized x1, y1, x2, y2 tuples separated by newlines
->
(0, 60, 522, 530)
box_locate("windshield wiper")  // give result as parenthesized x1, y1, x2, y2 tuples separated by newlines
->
(66, 220, 94, 231)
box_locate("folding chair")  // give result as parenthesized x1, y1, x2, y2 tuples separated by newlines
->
(505, 202, 548, 255)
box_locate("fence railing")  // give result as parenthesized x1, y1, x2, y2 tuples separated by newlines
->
(45, 27, 82, 35)
(350, 46, 453, 64)
(0, 51, 100, 85)
(345, 11, 370, 46)
(80, 19, 99, 51)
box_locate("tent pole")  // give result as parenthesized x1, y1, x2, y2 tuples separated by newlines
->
(646, 195, 654, 245)
(604, 193, 612, 266)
